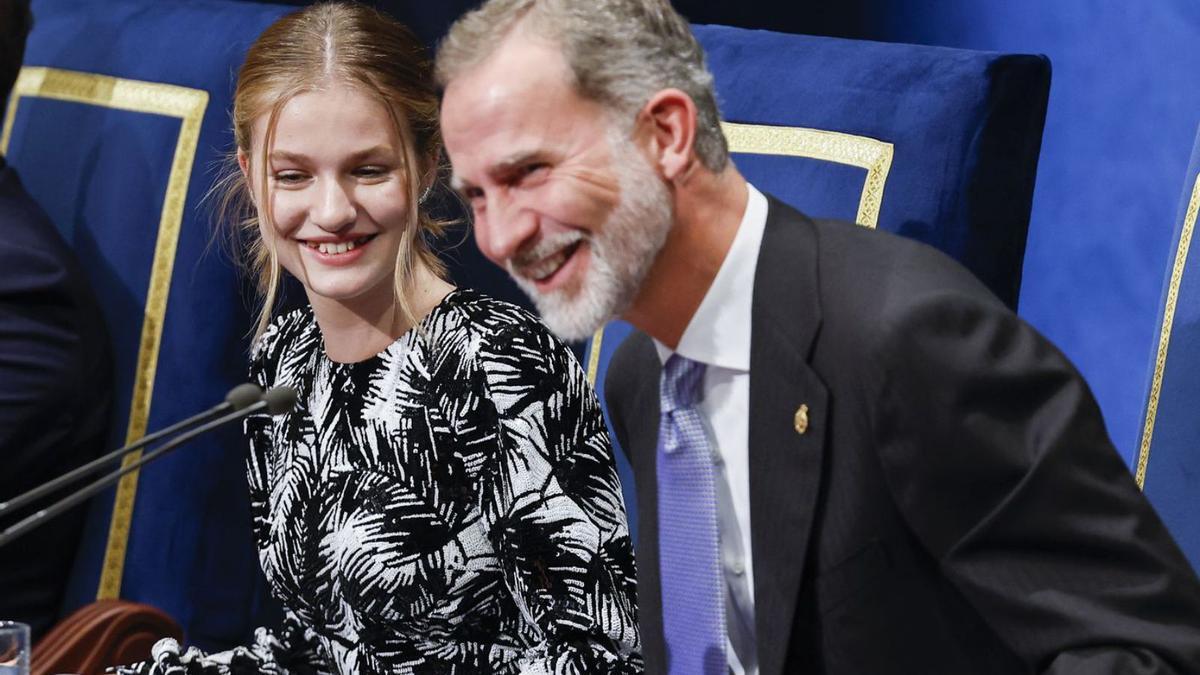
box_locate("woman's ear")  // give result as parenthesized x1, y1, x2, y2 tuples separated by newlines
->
(237, 148, 256, 206)
(419, 150, 441, 204)
(637, 88, 699, 182)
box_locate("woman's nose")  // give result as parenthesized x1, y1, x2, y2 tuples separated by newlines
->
(310, 177, 357, 231)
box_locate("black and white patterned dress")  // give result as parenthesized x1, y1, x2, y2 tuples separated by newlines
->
(127, 289, 642, 674)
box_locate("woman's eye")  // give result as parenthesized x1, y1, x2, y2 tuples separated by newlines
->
(354, 166, 389, 179)
(273, 171, 307, 185)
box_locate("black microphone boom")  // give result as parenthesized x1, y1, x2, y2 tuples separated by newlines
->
(0, 386, 295, 548)
(0, 384, 262, 516)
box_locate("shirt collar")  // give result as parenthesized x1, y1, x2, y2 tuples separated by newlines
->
(654, 183, 768, 371)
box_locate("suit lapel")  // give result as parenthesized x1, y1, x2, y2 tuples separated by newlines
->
(749, 198, 829, 675)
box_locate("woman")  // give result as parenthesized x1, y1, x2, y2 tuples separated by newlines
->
(126, 3, 641, 673)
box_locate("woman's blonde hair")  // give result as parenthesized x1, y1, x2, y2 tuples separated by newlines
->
(216, 1, 446, 342)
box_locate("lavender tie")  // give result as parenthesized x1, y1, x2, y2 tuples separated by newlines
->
(658, 354, 726, 675)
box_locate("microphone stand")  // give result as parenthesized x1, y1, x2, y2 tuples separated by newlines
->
(0, 386, 295, 548)
(0, 383, 262, 516)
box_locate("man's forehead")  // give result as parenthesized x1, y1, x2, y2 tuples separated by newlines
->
(442, 32, 574, 126)
(442, 35, 609, 178)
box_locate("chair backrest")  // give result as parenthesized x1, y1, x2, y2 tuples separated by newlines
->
(1135, 125, 1200, 570)
(585, 25, 1052, 538)
(31, 599, 182, 675)
(7, 0, 293, 650)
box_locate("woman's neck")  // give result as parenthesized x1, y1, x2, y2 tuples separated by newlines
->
(309, 266, 455, 363)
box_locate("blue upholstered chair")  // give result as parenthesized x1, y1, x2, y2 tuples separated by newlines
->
(1135, 126, 1200, 571)
(585, 26, 1052, 538)
(7, 0, 292, 650)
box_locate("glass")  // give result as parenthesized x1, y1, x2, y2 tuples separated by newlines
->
(0, 622, 28, 675)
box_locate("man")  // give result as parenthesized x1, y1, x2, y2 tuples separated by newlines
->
(0, 0, 113, 638)
(436, 1, 1200, 672)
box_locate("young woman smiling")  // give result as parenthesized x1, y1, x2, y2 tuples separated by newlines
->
(121, 3, 641, 673)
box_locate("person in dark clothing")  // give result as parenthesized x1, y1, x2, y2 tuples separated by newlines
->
(437, 0, 1200, 672)
(0, 0, 113, 639)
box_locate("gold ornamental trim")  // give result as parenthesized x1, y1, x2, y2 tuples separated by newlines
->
(586, 324, 605, 386)
(1136, 173, 1200, 489)
(2, 66, 209, 599)
(721, 121, 894, 228)
(586, 122, 895, 381)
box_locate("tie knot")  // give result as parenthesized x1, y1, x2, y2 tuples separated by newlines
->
(661, 354, 706, 412)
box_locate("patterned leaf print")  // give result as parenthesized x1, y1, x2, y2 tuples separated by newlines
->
(120, 290, 642, 674)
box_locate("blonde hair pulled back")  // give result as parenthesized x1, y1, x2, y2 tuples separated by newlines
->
(216, 1, 446, 342)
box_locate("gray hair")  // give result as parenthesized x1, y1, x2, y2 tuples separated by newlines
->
(436, 0, 729, 172)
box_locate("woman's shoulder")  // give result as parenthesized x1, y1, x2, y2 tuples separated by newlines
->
(249, 306, 319, 372)
(436, 288, 584, 379)
(434, 288, 561, 347)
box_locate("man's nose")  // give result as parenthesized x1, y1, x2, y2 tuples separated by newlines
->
(476, 194, 537, 264)
(311, 177, 357, 231)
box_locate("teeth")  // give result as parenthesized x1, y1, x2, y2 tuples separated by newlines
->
(304, 235, 373, 256)
(526, 246, 574, 280)
(314, 241, 353, 255)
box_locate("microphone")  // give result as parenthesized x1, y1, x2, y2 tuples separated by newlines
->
(0, 383, 263, 516)
(0, 385, 296, 548)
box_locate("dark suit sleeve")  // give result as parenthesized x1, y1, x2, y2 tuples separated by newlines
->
(872, 288, 1200, 674)
(0, 240, 91, 482)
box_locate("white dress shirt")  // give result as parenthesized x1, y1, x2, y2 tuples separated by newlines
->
(654, 183, 767, 675)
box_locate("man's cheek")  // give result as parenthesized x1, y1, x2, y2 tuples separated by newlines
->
(545, 177, 619, 229)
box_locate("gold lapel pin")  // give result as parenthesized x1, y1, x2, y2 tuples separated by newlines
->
(794, 404, 809, 435)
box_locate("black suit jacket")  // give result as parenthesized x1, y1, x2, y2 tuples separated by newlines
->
(0, 159, 112, 637)
(605, 197, 1200, 674)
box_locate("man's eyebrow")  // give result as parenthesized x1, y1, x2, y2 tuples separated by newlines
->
(450, 150, 550, 194)
(492, 150, 547, 175)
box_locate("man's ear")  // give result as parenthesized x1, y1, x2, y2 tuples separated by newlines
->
(637, 88, 699, 182)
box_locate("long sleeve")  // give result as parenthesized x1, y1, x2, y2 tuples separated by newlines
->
(872, 287, 1200, 673)
(114, 611, 329, 675)
(113, 345, 331, 675)
(478, 317, 643, 674)
(0, 178, 113, 637)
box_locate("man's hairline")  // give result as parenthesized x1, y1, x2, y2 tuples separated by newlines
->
(442, 22, 645, 195)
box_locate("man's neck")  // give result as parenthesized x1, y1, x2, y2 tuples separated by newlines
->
(623, 166, 750, 349)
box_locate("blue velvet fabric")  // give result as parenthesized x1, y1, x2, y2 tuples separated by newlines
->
(1138, 128, 1200, 570)
(9, 0, 292, 650)
(586, 25, 1051, 539)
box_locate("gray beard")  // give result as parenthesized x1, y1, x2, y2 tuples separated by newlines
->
(511, 134, 673, 342)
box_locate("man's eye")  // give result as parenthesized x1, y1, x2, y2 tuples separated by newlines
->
(463, 186, 485, 203)
(521, 163, 549, 180)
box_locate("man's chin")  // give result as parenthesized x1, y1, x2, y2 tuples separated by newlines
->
(521, 286, 612, 342)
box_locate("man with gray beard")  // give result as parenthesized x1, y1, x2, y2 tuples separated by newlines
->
(436, 1, 1200, 673)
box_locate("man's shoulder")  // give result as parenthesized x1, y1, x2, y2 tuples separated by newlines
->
(0, 173, 72, 284)
(761, 193, 1005, 319)
(0, 165, 69, 257)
